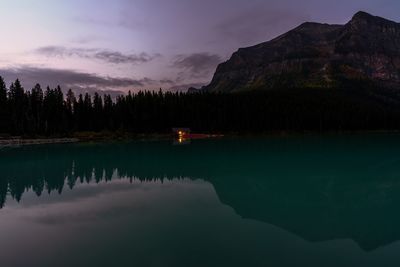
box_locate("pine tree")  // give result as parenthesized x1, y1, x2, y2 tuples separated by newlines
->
(0, 76, 8, 134)
(83, 93, 92, 131)
(66, 89, 76, 132)
(30, 84, 44, 134)
(103, 94, 114, 130)
(8, 79, 25, 134)
(93, 92, 103, 131)
(0, 76, 6, 104)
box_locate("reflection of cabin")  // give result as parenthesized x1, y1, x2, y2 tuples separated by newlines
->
(172, 128, 191, 138)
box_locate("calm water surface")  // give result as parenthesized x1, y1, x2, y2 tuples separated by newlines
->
(1, 135, 400, 266)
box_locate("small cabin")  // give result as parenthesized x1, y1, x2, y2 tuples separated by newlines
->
(172, 128, 191, 138)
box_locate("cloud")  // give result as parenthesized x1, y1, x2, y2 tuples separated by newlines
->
(0, 66, 156, 95)
(159, 79, 175, 85)
(35, 46, 160, 65)
(172, 53, 222, 78)
(94, 51, 159, 64)
(35, 46, 95, 58)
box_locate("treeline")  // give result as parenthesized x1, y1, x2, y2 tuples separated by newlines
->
(1, 76, 400, 136)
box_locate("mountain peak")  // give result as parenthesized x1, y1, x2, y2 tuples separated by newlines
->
(351, 11, 374, 21)
(349, 11, 398, 26)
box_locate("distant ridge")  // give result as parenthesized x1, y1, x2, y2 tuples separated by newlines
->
(201, 11, 400, 92)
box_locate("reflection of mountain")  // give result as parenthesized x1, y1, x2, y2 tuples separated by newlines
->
(2, 136, 400, 251)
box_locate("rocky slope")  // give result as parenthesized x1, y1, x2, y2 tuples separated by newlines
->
(203, 11, 400, 92)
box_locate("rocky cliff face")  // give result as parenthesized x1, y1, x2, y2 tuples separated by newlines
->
(203, 12, 400, 92)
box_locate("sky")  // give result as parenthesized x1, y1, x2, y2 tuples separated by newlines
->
(0, 0, 399, 94)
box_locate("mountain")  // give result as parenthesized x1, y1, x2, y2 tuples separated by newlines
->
(203, 11, 400, 92)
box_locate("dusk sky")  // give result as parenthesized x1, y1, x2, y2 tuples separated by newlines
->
(1, 0, 399, 94)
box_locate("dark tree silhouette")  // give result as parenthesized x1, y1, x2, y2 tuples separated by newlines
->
(8, 79, 26, 134)
(0, 77, 9, 134)
(0, 76, 400, 136)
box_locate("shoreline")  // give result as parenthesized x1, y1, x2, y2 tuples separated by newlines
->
(0, 138, 80, 147)
(1, 130, 400, 147)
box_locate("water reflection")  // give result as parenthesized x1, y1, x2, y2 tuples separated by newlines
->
(2, 136, 400, 266)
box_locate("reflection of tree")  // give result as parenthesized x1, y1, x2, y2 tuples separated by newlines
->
(0, 178, 7, 208)
(2, 137, 400, 251)
(0, 141, 210, 208)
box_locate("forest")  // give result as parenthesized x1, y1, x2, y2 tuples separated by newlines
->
(1, 76, 400, 136)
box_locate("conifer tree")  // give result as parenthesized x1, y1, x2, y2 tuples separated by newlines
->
(0, 76, 8, 133)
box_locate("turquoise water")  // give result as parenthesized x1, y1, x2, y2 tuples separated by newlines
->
(1, 135, 400, 266)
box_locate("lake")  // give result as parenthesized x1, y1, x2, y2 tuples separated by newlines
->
(1, 135, 400, 267)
